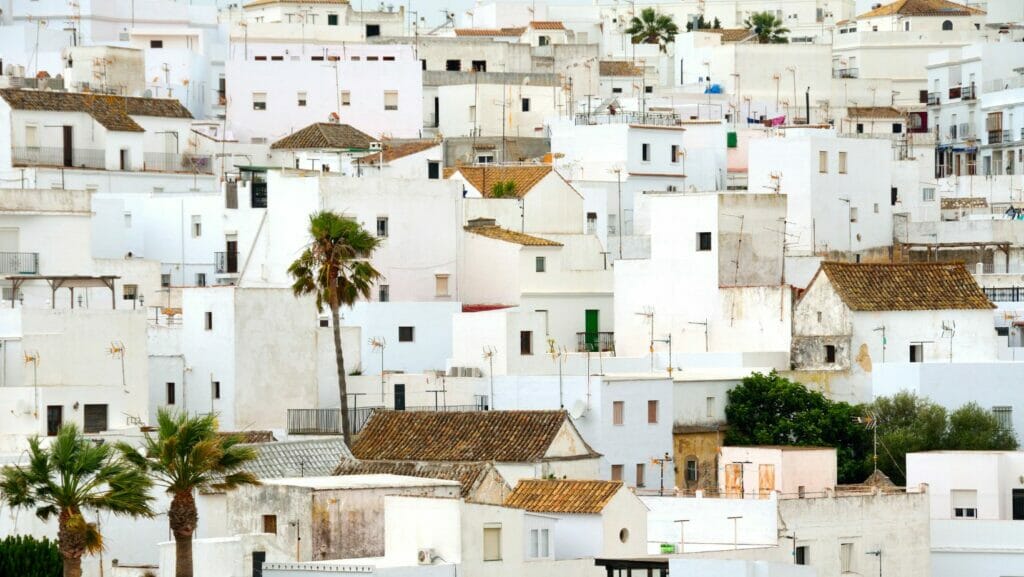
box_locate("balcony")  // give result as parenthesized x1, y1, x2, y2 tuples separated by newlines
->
(287, 404, 487, 435)
(927, 92, 941, 106)
(143, 152, 215, 175)
(12, 147, 105, 170)
(984, 287, 1024, 303)
(833, 68, 859, 79)
(988, 130, 1011, 145)
(0, 252, 39, 274)
(961, 84, 976, 101)
(948, 85, 962, 100)
(215, 251, 239, 274)
(574, 112, 681, 126)
(576, 331, 615, 353)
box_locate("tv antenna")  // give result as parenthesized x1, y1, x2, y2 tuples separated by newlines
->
(941, 321, 956, 363)
(108, 341, 129, 393)
(370, 337, 386, 404)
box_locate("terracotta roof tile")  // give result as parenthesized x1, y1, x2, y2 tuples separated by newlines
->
(333, 460, 504, 499)
(465, 224, 562, 246)
(709, 28, 755, 42)
(940, 197, 988, 209)
(530, 21, 565, 30)
(818, 262, 994, 311)
(505, 479, 623, 513)
(847, 106, 905, 119)
(857, 0, 984, 19)
(0, 88, 192, 132)
(454, 27, 526, 37)
(270, 122, 377, 150)
(245, 0, 347, 7)
(352, 410, 591, 462)
(599, 60, 644, 77)
(447, 165, 552, 198)
(357, 140, 439, 164)
(219, 430, 276, 444)
(242, 438, 354, 479)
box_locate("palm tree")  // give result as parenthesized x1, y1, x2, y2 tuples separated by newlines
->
(288, 211, 381, 446)
(625, 8, 679, 53)
(0, 424, 154, 577)
(117, 410, 259, 577)
(744, 11, 790, 44)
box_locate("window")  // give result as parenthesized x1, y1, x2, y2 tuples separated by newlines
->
(384, 91, 398, 111)
(196, 273, 206, 287)
(647, 400, 658, 424)
(428, 161, 441, 180)
(150, 39, 163, 48)
(191, 215, 202, 238)
(645, 85, 654, 94)
(327, 13, 338, 25)
(521, 98, 530, 112)
(83, 404, 107, 433)
(910, 343, 923, 363)
(446, 59, 461, 71)
(795, 546, 809, 565)
(993, 406, 1012, 430)
(379, 284, 389, 302)
(612, 87, 623, 94)
(320, 318, 329, 327)
(891, 187, 899, 206)
(366, 56, 379, 62)
(297, 91, 307, 107)
(254, 56, 267, 61)
(123, 211, 132, 228)
(953, 489, 978, 518)
(161, 274, 171, 287)
(641, 143, 650, 162)
(435, 274, 450, 297)
(263, 515, 277, 534)
(856, 123, 864, 134)
(166, 382, 176, 405)
(252, 92, 266, 111)
(697, 232, 712, 251)
(204, 312, 213, 330)
(520, 330, 533, 355)
(819, 150, 828, 173)
(706, 396, 715, 418)
(25, 124, 38, 148)
(611, 464, 623, 481)
(471, 60, 486, 72)
(46, 406, 62, 436)
(270, 56, 283, 62)
(825, 344, 836, 363)
(535, 256, 546, 273)
(849, 207, 858, 223)
(398, 326, 414, 342)
(838, 151, 847, 174)
(538, 35, 550, 46)
(636, 463, 646, 487)
(376, 216, 389, 237)
(365, 24, 381, 37)
(892, 122, 903, 134)
(213, 381, 221, 399)
(539, 529, 549, 557)
(123, 284, 138, 301)
(840, 543, 853, 573)
(613, 400, 624, 425)
(685, 459, 698, 482)
(483, 525, 501, 561)
(874, 203, 880, 214)
(341, 91, 351, 106)
(942, 20, 953, 31)
(671, 144, 680, 163)
(529, 529, 539, 558)
(923, 187, 935, 202)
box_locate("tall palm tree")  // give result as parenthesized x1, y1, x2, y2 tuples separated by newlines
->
(117, 410, 259, 577)
(625, 8, 679, 53)
(0, 424, 154, 577)
(744, 11, 790, 44)
(288, 211, 381, 446)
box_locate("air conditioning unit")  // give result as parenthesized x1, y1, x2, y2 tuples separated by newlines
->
(417, 548, 436, 565)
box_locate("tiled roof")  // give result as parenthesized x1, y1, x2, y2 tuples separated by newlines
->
(504, 479, 622, 513)
(454, 27, 526, 37)
(245, 0, 347, 7)
(0, 88, 192, 132)
(599, 60, 644, 77)
(447, 165, 552, 198)
(530, 21, 565, 30)
(244, 438, 354, 479)
(352, 410, 587, 462)
(465, 225, 562, 246)
(940, 196, 988, 209)
(357, 140, 439, 165)
(333, 460, 503, 499)
(818, 262, 994, 311)
(847, 106, 905, 119)
(857, 0, 984, 19)
(219, 430, 275, 444)
(270, 122, 377, 150)
(709, 28, 755, 42)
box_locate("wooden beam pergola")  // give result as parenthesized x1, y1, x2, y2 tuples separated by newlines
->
(896, 241, 1011, 272)
(5, 275, 120, 309)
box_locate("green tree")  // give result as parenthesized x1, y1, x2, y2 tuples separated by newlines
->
(288, 211, 381, 445)
(117, 410, 259, 577)
(946, 402, 1018, 450)
(0, 425, 154, 577)
(0, 535, 62, 577)
(626, 8, 679, 53)
(724, 371, 871, 483)
(744, 11, 790, 44)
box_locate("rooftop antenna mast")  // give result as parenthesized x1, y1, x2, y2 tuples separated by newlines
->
(24, 351, 40, 417)
(370, 337, 386, 405)
(941, 321, 956, 363)
(108, 341, 129, 394)
(635, 307, 655, 371)
(482, 346, 496, 410)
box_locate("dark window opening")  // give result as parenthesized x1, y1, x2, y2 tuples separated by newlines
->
(520, 330, 533, 355)
(472, 60, 487, 72)
(446, 59, 461, 71)
(166, 382, 176, 405)
(327, 14, 338, 25)
(697, 232, 712, 251)
(83, 404, 108, 433)
(522, 98, 530, 112)
(428, 161, 441, 180)
(366, 24, 381, 37)
(213, 381, 221, 399)
(825, 345, 836, 363)
(46, 405, 63, 436)
(910, 343, 924, 363)
(398, 326, 414, 342)
(891, 187, 899, 206)
(262, 515, 277, 534)
(150, 39, 163, 48)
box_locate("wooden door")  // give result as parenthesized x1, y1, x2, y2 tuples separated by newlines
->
(62, 125, 73, 167)
(724, 463, 744, 497)
(758, 464, 775, 498)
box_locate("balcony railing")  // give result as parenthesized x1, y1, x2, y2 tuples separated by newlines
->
(984, 287, 1024, 303)
(576, 331, 615, 353)
(12, 147, 105, 169)
(143, 152, 214, 174)
(961, 84, 976, 101)
(574, 112, 681, 126)
(0, 252, 39, 274)
(927, 92, 941, 106)
(988, 130, 1011, 145)
(215, 251, 239, 274)
(287, 403, 488, 435)
(833, 68, 859, 79)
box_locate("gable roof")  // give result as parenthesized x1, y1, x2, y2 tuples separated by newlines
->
(454, 27, 526, 37)
(505, 479, 623, 513)
(447, 165, 552, 198)
(599, 60, 644, 77)
(709, 28, 756, 42)
(530, 21, 565, 30)
(357, 140, 439, 165)
(0, 88, 193, 132)
(352, 410, 596, 462)
(847, 106, 905, 119)
(270, 122, 377, 150)
(333, 460, 505, 499)
(244, 438, 354, 479)
(464, 224, 562, 246)
(817, 262, 994, 311)
(857, 0, 984, 19)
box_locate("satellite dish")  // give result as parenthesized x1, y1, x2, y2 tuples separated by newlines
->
(569, 399, 587, 419)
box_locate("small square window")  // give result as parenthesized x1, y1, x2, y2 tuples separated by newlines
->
(195, 273, 206, 287)
(341, 91, 351, 106)
(252, 92, 267, 111)
(446, 59, 461, 71)
(297, 91, 307, 107)
(435, 274, 450, 297)
(923, 187, 935, 202)
(263, 514, 277, 534)
(398, 326, 414, 342)
(472, 60, 486, 72)
(376, 216, 389, 238)
(161, 274, 171, 288)
(535, 256, 546, 272)
(645, 85, 653, 94)
(204, 312, 213, 330)
(384, 91, 398, 111)
(697, 232, 712, 251)
(150, 39, 163, 48)
(825, 344, 836, 363)
(611, 464, 623, 481)
(123, 284, 138, 301)
(522, 98, 531, 112)
(327, 13, 338, 25)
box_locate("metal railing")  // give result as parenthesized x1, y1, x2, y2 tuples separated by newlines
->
(12, 147, 106, 169)
(402, 403, 488, 412)
(143, 152, 214, 174)
(575, 112, 681, 126)
(215, 251, 239, 274)
(287, 407, 383, 435)
(833, 68, 859, 79)
(984, 287, 1024, 303)
(988, 130, 1011, 145)
(251, 182, 268, 208)
(576, 332, 615, 353)
(927, 92, 941, 106)
(961, 84, 976, 101)
(0, 252, 39, 274)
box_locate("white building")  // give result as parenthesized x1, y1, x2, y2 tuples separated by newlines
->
(437, 80, 566, 139)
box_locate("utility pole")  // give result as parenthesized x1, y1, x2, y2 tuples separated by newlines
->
(674, 519, 690, 553)
(727, 515, 743, 550)
(652, 453, 672, 495)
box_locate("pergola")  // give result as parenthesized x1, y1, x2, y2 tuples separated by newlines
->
(5, 275, 120, 309)
(897, 241, 1011, 273)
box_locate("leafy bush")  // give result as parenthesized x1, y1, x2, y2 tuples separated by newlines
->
(0, 535, 62, 577)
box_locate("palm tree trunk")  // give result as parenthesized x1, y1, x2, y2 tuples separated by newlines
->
(170, 491, 199, 577)
(58, 510, 85, 577)
(332, 305, 352, 446)
(62, 557, 82, 577)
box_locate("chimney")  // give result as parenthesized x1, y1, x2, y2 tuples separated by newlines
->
(466, 217, 497, 228)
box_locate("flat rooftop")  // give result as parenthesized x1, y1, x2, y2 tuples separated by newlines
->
(262, 474, 461, 490)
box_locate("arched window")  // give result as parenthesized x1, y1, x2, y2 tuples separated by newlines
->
(942, 20, 954, 31)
